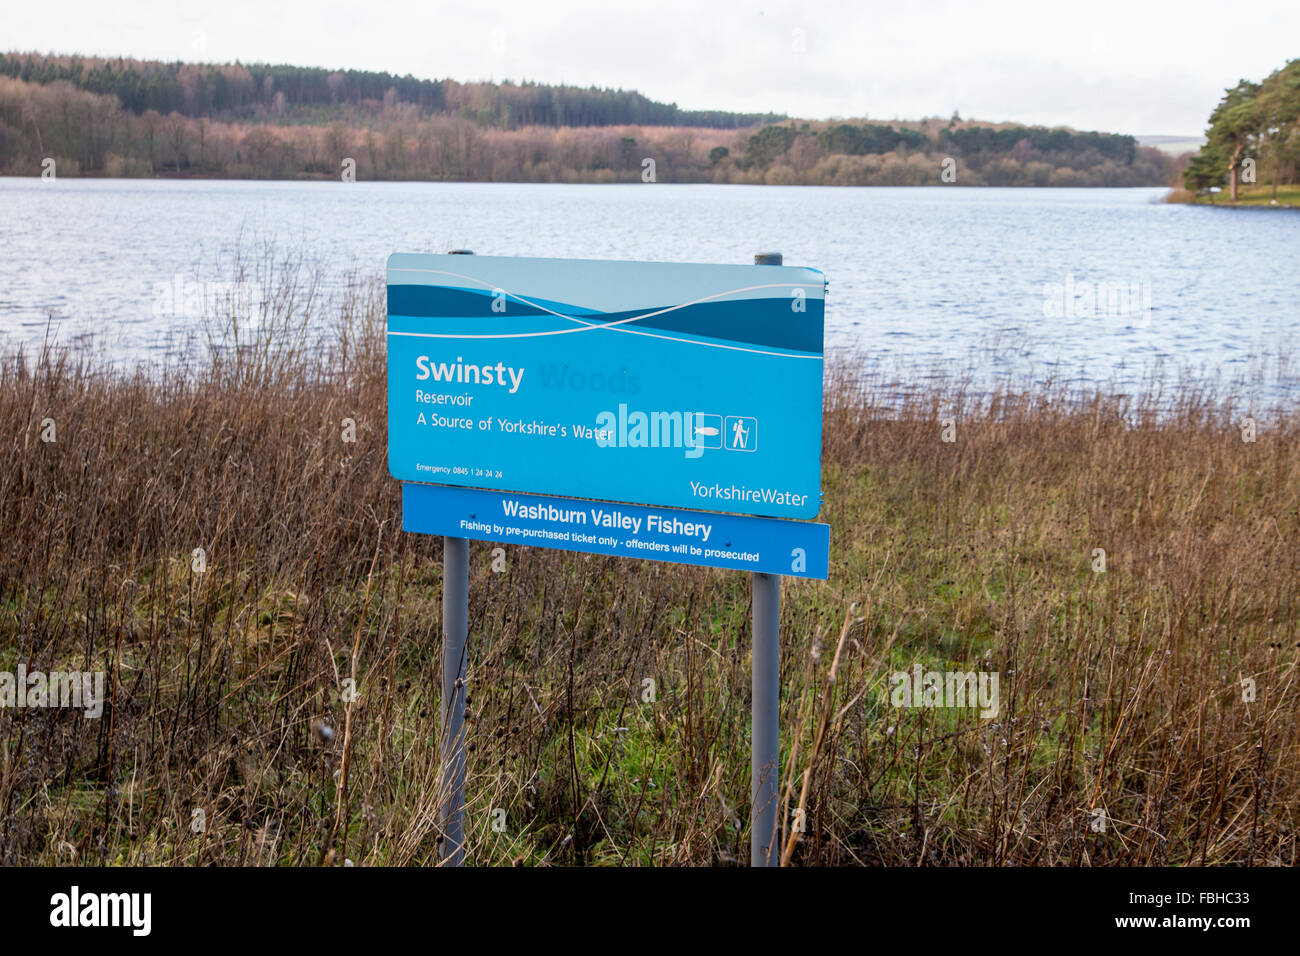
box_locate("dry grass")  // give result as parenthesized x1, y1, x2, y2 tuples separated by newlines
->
(0, 272, 1296, 866)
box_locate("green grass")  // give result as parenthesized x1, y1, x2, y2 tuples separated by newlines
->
(1174, 183, 1300, 207)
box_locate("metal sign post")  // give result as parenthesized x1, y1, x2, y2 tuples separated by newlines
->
(751, 251, 783, 867)
(439, 534, 469, 866)
(751, 570, 781, 866)
(393, 248, 826, 867)
(438, 249, 475, 867)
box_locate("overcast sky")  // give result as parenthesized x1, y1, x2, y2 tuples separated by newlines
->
(8, 0, 1297, 135)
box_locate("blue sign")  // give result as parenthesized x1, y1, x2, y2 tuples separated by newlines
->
(402, 483, 830, 579)
(387, 254, 825, 519)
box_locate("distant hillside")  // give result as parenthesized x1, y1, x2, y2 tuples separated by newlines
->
(0, 52, 1176, 187)
(1136, 134, 1206, 156)
(0, 52, 783, 129)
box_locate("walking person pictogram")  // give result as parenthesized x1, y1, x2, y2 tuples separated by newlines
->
(724, 416, 758, 452)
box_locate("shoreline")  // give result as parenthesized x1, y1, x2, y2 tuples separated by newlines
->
(1165, 184, 1300, 209)
(0, 171, 1176, 188)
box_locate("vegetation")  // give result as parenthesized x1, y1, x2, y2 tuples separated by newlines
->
(0, 52, 1174, 185)
(0, 261, 1295, 866)
(738, 118, 1166, 186)
(1182, 59, 1300, 201)
(1167, 183, 1300, 208)
(0, 52, 781, 129)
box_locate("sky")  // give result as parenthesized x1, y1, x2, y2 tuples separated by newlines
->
(6, 0, 1297, 135)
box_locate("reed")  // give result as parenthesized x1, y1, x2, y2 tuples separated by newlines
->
(0, 268, 1295, 866)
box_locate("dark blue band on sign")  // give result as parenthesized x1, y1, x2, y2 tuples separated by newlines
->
(402, 483, 830, 579)
(387, 284, 824, 354)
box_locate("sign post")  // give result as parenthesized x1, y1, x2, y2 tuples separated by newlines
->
(751, 569, 780, 866)
(751, 251, 782, 868)
(439, 534, 468, 866)
(389, 248, 828, 867)
(438, 249, 475, 867)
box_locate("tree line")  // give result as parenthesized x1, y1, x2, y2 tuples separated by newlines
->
(0, 52, 782, 129)
(0, 54, 1174, 186)
(735, 120, 1163, 186)
(1183, 59, 1300, 199)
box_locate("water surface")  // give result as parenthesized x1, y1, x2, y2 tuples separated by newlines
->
(2, 178, 1296, 400)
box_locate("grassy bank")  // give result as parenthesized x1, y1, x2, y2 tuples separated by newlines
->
(1, 280, 1297, 867)
(1167, 183, 1300, 208)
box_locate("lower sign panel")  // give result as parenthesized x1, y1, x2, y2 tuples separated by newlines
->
(402, 483, 830, 579)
